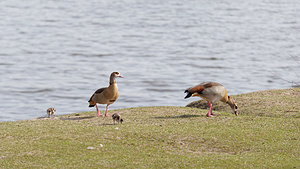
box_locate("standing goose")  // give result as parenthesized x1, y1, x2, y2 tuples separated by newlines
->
(88, 72, 123, 117)
(184, 82, 238, 117)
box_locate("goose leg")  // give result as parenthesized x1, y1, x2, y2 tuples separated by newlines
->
(95, 104, 101, 117)
(104, 105, 109, 117)
(209, 103, 218, 116)
(206, 103, 214, 117)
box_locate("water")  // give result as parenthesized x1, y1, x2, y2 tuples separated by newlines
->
(0, 0, 299, 121)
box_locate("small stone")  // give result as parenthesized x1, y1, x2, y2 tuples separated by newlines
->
(114, 127, 119, 130)
(99, 144, 103, 147)
(86, 147, 95, 150)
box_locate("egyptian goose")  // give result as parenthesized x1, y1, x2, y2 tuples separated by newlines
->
(88, 72, 123, 117)
(184, 82, 238, 117)
(46, 107, 56, 118)
(112, 113, 123, 124)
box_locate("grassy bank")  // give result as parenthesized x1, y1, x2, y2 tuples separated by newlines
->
(0, 88, 299, 168)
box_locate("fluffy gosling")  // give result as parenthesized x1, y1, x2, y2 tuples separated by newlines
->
(112, 113, 123, 124)
(46, 108, 56, 118)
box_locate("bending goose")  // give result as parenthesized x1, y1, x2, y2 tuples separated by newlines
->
(88, 72, 123, 117)
(184, 82, 238, 117)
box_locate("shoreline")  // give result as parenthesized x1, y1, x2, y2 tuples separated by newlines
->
(1, 87, 299, 123)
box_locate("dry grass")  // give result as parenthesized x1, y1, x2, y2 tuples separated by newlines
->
(0, 88, 299, 168)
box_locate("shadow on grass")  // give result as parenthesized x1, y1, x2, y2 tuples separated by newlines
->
(60, 116, 95, 120)
(153, 114, 202, 119)
(102, 123, 117, 126)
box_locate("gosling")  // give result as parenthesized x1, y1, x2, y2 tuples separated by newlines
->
(46, 108, 56, 118)
(112, 113, 123, 124)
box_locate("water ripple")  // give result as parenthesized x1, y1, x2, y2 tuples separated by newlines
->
(13, 88, 54, 94)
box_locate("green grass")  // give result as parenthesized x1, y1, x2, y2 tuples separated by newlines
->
(0, 88, 299, 168)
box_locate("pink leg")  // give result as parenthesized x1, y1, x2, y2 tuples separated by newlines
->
(104, 105, 109, 117)
(210, 103, 216, 116)
(206, 103, 213, 117)
(95, 104, 101, 117)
